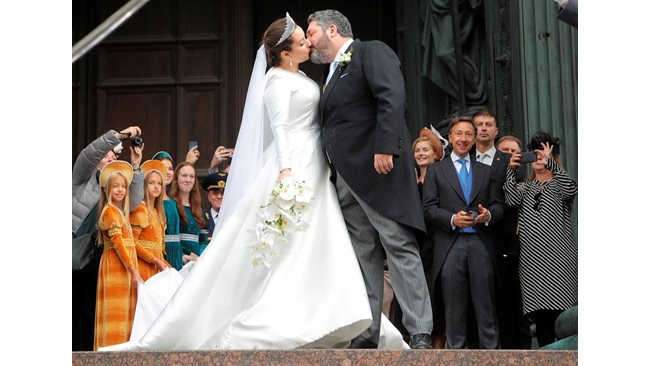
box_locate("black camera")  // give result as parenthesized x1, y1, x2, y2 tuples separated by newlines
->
(131, 135, 144, 148)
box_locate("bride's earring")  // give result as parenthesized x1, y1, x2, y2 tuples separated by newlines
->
(289, 57, 293, 67)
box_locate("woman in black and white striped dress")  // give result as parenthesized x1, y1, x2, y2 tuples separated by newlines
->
(503, 131, 577, 347)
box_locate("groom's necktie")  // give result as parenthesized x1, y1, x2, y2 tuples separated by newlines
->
(325, 61, 339, 86)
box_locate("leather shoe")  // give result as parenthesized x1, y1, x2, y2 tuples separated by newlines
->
(409, 333, 433, 349)
(348, 336, 378, 349)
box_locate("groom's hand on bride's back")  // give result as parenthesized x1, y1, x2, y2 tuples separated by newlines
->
(373, 153, 394, 174)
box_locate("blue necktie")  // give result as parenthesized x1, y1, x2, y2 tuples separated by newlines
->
(458, 158, 475, 233)
(458, 159, 471, 203)
(325, 61, 339, 86)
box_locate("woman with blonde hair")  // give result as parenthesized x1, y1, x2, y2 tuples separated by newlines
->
(94, 161, 143, 349)
(413, 128, 443, 186)
(130, 159, 170, 281)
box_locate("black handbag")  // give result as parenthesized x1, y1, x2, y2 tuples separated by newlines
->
(72, 204, 102, 272)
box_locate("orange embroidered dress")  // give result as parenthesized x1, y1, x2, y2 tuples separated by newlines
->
(130, 202, 169, 281)
(94, 205, 140, 350)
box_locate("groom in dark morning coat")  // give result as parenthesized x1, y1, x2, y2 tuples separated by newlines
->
(307, 9, 433, 349)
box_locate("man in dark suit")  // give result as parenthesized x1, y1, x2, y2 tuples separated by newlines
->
(307, 9, 433, 349)
(473, 109, 532, 349)
(201, 172, 228, 242)
(422, 117, 504, 349)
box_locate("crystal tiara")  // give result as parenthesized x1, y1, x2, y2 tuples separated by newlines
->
(276, 12, 296, 46)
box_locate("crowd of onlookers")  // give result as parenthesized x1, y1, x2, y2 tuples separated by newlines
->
(72, 126, 233, 350)
(381, 108, 577, 350)
(72, 107, 577, 351)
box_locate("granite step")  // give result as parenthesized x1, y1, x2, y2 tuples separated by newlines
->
(72, 349, 578, 366)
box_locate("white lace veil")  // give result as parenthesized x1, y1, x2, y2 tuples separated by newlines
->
(213, 45, 271, 234)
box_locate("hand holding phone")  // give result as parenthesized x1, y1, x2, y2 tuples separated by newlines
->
(454, 211, 476, 228)
(185, 141, 200, 164)
(519, 151, 537, 164)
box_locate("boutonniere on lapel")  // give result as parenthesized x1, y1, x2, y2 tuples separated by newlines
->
(339, 48, 354, 67)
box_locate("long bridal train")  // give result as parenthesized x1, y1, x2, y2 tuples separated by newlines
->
(99, 125, 407, 350)
(101, 266, 408, 350)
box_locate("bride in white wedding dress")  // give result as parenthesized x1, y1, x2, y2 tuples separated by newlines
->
(100, 14, 407, 351)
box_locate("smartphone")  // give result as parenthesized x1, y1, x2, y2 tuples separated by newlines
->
(519, 151, 537, 164)
(188, 140, 198, 151)
(468, 211, 479, 219)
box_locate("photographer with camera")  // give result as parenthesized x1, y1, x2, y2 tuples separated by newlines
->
(504, 131, 577, 347)
(72, 125, 145, 351)
(73, 126, 145, 234)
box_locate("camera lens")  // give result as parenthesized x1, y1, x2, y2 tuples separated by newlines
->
(131, 135, 143, 147)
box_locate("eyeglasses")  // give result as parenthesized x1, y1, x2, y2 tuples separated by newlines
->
(533, 192, 542, 212)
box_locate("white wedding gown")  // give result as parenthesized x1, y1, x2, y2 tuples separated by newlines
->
(100, 67, 407, 351)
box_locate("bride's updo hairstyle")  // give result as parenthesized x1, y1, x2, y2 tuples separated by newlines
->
(262, 17, 294, 67)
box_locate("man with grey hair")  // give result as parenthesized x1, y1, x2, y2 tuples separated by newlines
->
(307, 9, 433, 349)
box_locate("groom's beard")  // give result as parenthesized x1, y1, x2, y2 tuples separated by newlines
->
(310, 36, 335, 64)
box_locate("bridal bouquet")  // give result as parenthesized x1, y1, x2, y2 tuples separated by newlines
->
(250, 176, 313, 268)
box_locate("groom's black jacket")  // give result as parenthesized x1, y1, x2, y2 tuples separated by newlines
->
(319, 39, 425, 232)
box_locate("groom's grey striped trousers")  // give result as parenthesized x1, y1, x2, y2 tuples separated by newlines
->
(335, 172, 433, 343)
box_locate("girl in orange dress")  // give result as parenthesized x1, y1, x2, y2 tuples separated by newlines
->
(94, 161, 144, 350)
(130, 160, 169, 281)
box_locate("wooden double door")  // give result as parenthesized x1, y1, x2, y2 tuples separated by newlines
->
(73, 0, 255, 173)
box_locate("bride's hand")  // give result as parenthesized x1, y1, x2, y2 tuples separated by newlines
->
(279, 168, 292, 181)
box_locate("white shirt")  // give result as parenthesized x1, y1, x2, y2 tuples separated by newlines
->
(476, 146, 497, 166)
(451, 151, 472, 175)
(210, 208, 219, 224)
(325, 38, 354, 86)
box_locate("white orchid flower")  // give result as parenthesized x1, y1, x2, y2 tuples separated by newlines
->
(279, 180, 296, 201)
(296, 183, 313, 204)
(277, 197, 294, 211)
(250, 178, 314, 269)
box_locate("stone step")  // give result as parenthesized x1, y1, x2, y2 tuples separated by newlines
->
(72, 349, 577, 366)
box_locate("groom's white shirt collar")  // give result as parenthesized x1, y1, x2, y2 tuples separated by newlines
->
(333, 39, 354, 62)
